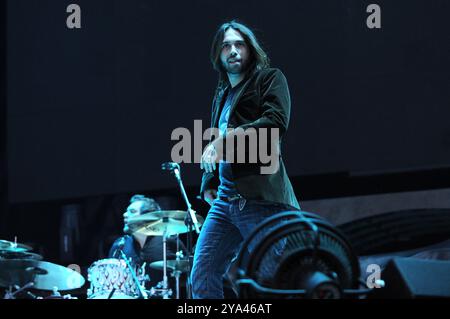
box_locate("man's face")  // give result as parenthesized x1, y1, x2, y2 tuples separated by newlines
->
(123, 200, 146, 233)
(220, 28, 250, 75)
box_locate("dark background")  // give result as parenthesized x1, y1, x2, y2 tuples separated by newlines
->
(1, 0, 450, 268)
(6, 0, 450, 203)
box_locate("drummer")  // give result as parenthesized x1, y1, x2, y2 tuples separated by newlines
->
(108, 195, 186, 294)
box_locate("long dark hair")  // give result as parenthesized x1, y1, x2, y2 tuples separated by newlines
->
(210, 20, 270, 92)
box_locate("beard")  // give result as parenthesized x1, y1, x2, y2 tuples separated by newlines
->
(223, 59, 249, 75)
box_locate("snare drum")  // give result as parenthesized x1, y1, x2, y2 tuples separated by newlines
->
(87, 258, 143, 299)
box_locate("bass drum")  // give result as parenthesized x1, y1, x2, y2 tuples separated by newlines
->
(87, 258, 144, 299)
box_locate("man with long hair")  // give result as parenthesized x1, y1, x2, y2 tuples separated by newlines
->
(192, 21, 300, 298)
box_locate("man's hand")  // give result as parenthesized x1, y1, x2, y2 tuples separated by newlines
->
(200, 142, 219, 173)
(204, 189, 218, 206)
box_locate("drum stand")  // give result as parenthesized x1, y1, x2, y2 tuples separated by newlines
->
(161, 229, 170, 299)
(3, 282, 34, 299)
(172, 250, 184, 299)
(149, 229, 173, 299)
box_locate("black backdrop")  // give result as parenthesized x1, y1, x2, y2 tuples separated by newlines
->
(7, 0, 450, 203)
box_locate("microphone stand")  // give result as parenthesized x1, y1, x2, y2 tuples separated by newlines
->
(118, 249, 148, 299)
(173, 165, 201, 234)
(162, 162, 200, 299)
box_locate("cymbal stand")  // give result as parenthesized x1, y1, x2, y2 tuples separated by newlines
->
(172, 250, 184, 299)
(162, 228, 169, 298)
(161, 228, 173, 299)
(150, 228, 173, 299)
(3, 282, 34, 299)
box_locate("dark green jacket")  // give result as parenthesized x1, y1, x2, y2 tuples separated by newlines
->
(200, 67, 300, 209)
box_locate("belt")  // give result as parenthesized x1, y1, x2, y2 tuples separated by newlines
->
(218, 194, 243, 202)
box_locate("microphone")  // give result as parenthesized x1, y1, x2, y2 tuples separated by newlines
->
(161, 162, 179, 170)
(161, 161, 200, 234)
(161, 162, 181, 180)
(113, 237, 126, 258)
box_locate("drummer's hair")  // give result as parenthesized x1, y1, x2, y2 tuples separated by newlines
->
(130, 194, 161, 213)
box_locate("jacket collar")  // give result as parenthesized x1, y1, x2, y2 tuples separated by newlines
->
(212, 68, 259, 128)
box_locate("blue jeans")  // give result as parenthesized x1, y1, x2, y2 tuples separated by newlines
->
(191, 197, 296, 299)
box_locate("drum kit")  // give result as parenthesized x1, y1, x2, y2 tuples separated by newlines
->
(1, 209, 204, 300)
(0, 239, 85, 299)
(1, 162, 203, 299)
(87, 209, 204, 299)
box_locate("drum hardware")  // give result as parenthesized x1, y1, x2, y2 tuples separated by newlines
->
(1, 162, 204, 300)
(149, 253, 189, 300)
(0, 238, 32, 253)
(26, 290, 39, 299)
(161, 162, 201, 234)
(174, 237, 183, 300)
(127, 210, 204, 237)
(148, 283, 173, 299)
(1, 238, 85, 299)
(129, 210, 204, 299)
(161, 161, 202, 298)
(2, 282, 75, 299)
(171, 251, 185, 299)
(87, 258, 146, 299)
(39, 287, 78, 299)
(107, 288, 116, 299)
(0, 251, 43, 260)
(140, 262, 150, 283)
(128, 210, 204, 299)
(3, 282, 34, 299)
(117, 249, 149, 299)
(149, 258, 190, 273)
(150, 228, 173, 299)
(51, 287, 61, 297)
(0, 259, 85, 291)
(41, 296, 77, 299)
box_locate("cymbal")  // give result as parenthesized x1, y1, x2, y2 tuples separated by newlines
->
(128, 210, 192, 222)
(0, 239, 32, 253)
(0, 259, 85, 291)
(128, 210, 204, 236)
(149, 259, 190, 273)
(0, 251, 43, 261)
